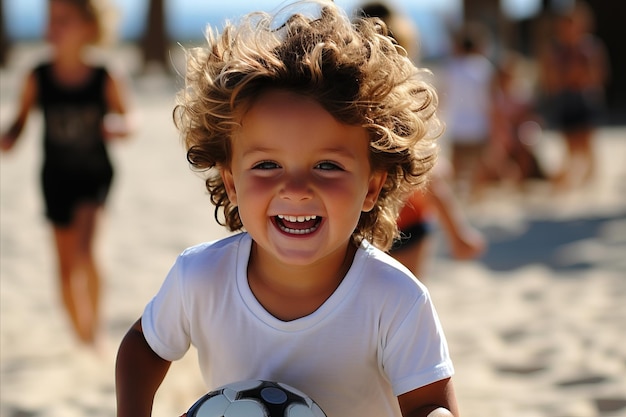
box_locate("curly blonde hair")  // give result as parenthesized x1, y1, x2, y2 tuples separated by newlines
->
(174, 0, 441, 251)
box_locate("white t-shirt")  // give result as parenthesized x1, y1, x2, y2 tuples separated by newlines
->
(142, 233, 454, 417)
(442, 54, 494, 144)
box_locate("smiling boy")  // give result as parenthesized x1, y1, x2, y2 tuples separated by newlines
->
(115, 2, 458, 416)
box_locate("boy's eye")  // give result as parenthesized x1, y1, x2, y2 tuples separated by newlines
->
(315, 161, 342, 171)
(252, 161, 280, 170)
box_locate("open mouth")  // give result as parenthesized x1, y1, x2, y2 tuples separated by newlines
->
(275, 215, 322, 235)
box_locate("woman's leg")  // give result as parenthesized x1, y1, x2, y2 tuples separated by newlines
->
(554, 128, 595, 189)
(53, 224, 89, 343)
(75, 203, 104, 343)
(52, 203, 103, 345)
(572, 128, 595, 184)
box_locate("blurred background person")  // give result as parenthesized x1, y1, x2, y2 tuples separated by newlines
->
(391, 161, 487, 277)
(488, 50, 547, 189)
(537, 0, 609, 191)
(358, 1, 486, 277)
(359, 1, 420, 62)
(0, 0, 134, 347)
(440, 21, 496, 201)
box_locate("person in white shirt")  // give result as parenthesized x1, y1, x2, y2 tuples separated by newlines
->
(441, 22, 495, 199)
(115, 2, 458, 416)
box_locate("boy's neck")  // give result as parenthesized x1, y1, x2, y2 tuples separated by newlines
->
(246, 241, 357, 321)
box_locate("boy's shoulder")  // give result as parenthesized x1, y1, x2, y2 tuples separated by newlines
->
(170, 233, 250, 287)
(179, 232, 249, 260)
(355, 241, 428, 296)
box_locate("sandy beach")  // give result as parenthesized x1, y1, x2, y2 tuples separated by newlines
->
(1, 44, 625, 417)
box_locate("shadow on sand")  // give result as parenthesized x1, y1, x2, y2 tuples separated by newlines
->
(476, 212, 626, 273)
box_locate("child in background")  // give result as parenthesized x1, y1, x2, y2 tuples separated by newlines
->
(115, 1, 458, 416)
(490, 51, 546, 187)
(1, 0, 133, 346)
(391, 160, 486, 277)
(359, 1, 420, 62)
(359, 1, 485, 276)
(441, 22, 495, 200)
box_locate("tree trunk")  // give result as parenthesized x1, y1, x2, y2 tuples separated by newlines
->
(0, 0, 9, 67)
(141, 0, 169, 73)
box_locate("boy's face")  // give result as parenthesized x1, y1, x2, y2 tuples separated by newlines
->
(221, 90, 386, 267)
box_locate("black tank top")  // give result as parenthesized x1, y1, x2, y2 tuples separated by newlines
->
(35, 63, 111, 172)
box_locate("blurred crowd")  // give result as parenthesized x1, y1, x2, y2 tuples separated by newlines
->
(358, 0, 610, 274)
(361, 0, 608, 198)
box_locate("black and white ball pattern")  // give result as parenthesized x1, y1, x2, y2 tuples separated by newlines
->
(187, 380, 327, 417)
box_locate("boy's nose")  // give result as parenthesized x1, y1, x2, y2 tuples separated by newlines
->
(279, 174, 313, 201)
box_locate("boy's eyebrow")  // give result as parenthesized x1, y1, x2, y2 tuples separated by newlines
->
(318, 146, 360, 159)
(242, 145, 359, 159)
(241, 146, 275, 157)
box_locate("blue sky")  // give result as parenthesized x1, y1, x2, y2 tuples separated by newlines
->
(3, 0, 540, 58)
(4, 0, 462, 35)
(3, 0, 540, 35)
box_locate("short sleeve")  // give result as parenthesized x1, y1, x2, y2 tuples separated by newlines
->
(382, 291, 454, 396)
(141, 255, 191, 361)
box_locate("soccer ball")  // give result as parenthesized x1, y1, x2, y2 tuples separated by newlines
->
(187, 380, 327, 417)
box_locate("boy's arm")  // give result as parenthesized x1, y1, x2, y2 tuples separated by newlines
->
(398, 377, 459, 417)
(1, 72, 37, 151)
(116, 318, 172, 417)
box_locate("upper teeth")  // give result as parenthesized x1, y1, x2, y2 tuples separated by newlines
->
(277, 215, 317, 222)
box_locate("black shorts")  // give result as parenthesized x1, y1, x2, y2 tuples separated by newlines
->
(390, 221, 434, 253)
(552, 89, 602, 133)
(41, 164, 113, 226)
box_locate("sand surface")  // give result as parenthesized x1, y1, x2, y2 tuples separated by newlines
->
(1, 45, 625, 417)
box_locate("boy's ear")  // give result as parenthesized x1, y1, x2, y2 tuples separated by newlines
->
(220, 168, 238, 206)
(362, 171, 387, 212)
